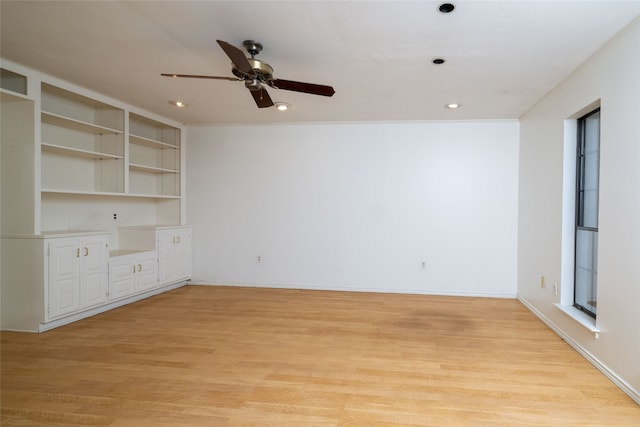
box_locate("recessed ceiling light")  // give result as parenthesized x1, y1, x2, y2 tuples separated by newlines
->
(446, 103, 460, 109)
(169, 100, 187, 108)
(432, 58, 446, 65)
(275, 102, 290, 111)
(438, 3, 455, 13)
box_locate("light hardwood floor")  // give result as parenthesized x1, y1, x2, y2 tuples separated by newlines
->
(2, 285, 639, 426)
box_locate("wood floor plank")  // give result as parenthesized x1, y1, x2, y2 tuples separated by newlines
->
(2, 285, 639, 426)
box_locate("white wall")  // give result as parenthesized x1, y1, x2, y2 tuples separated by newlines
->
(187, 120, 519, 297)
(40, 195, 165, 248)
(518, 18, 640, 402)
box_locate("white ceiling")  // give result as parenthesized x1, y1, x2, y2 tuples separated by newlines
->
(1, 1, 639, 125)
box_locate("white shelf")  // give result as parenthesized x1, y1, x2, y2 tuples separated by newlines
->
(128, 112, 181, 198)
(41, 189, 180, 199)
(110, 249, 156, 258)
(40, 83, 126, 195)
(42, 111, 123, 135)
(125, 193, 181, 199)
(129, 113, 180, 146)
(41, 189, 124, 197)
(42, 143, 123, 160)
(130, 134, 179, 150)
(129, 163, 179, 174)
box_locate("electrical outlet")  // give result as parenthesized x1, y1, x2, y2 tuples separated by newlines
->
(113, 213, 118, 221)
(257, 255, 263, 264)
(553, 282, 558, 296)
(540, 275, 546, 288)
(421, 261, 427, 269)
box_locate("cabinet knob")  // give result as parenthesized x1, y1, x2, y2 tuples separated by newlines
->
(84, 247, 89, 257)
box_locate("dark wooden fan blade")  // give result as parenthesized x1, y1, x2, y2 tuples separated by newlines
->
(269, 79, 335, 97)
(161, 73, 241, 81)
(216, 40, 256, 77)
(250, 87, 274, 108)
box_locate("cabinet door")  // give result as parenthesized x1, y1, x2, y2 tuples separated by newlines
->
(157, 230, 175, 284)
(173, 229, 191, 281)
(157, 228, 191, 285)
(110, 260, 136, 300)
(135, 256, 158, 291)
(49, 239, 82, 318)
(81, 236, 109, 308)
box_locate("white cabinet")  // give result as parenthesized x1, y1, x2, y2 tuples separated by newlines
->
(47, 233, 109, 320)
(119, 225, 191, 287)
(158, 227, 191, 285)
(109, 251, 158, 301)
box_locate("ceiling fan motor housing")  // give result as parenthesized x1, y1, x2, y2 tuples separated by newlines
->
(232, 59, 273, 79)
(233, 58, 274, 90)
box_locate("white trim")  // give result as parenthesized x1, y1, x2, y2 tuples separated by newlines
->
(561, 119, 578, 306)
(518, 296, 640, 405)
(554, 303, 600, 338)
(189, 280, 517, 299)
(35, 281, 187, 332)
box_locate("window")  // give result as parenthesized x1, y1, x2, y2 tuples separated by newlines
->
(574, 108, 600, 317)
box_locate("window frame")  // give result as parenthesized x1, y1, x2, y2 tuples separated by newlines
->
(573, 108, 600, 318)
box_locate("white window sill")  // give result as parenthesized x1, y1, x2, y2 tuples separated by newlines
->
(554, 303, 600, 338)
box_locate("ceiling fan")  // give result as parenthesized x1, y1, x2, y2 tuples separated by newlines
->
(162, 40, 335, 108)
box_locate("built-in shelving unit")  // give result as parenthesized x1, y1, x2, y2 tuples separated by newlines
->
(129, 113, 181, 198)
(41, 83, 125, 194)
(1, 60, 189, 332)
(36, 82, 183, 204)
(1, 63, 186, 235)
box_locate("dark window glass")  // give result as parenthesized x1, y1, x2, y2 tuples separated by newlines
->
(574, 109, 600, 317)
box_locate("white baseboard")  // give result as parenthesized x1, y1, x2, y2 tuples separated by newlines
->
(37, 281, 187, 332)
(188, 280, 517, 299)
(517, 296, 640, 405)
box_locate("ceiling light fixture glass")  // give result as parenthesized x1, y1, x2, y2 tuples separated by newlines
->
(275, 102, 290, 111)
(446, 103, 460, 109)
(169, 100, 187, 108)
